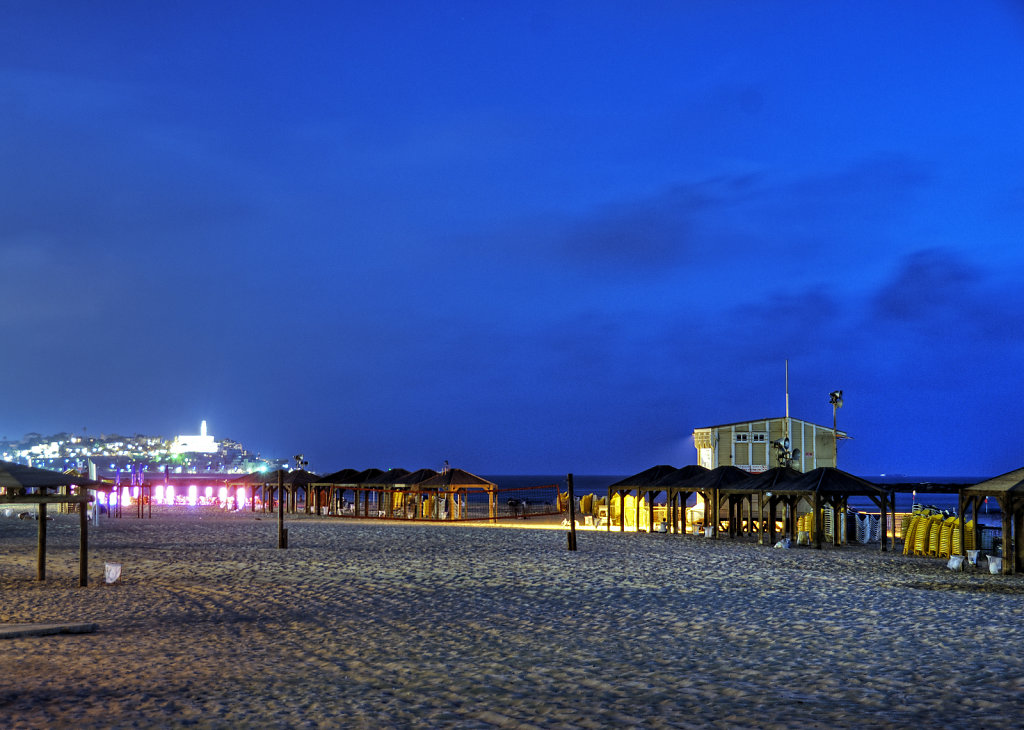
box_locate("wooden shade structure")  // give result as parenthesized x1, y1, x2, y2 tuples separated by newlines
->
(413, 468, 497, 520)
(228, 469, 321, 514)
(960, 468, 1024, 574)
(712, 467, 804, 540)
(0, 459, 102, 586)
(388, 468, 439, 519)
(362, 468, 411, 518)
(688, 465, 757, 538)
(641, 465, 710, 534)
(606, 465, 679, 532)
(775, 467, 891, 550)
(311, 469, 362, 515)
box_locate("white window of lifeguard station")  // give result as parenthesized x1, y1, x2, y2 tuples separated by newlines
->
(692, 417, 847, 473)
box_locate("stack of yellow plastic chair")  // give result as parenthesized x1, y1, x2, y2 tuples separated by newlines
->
(938, 516, 957, 557)
(925, 515, 944, 556)
(901, 514, 913, 540)
(903, 514, 921, 555)
(950, 517, 963, 556)
(964, 520, 976, 551)
(914, 514, 935, 555)
(805, 510, 817, 541)
(623, 494, 636, 528)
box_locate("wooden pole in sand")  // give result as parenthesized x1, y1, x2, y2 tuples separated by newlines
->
(999, 498, 1010, 568)
(79, 496, 89, 587)
(37, 501, 47, 581)
(567, 473, 577, 551)
(277, 471, 287, 549)
(1013, 502, 1022, 575)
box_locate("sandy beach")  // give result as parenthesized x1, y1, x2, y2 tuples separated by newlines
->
(2, 508, 1022, 729)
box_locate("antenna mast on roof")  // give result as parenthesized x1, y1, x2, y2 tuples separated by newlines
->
(785, 359, 791, 447)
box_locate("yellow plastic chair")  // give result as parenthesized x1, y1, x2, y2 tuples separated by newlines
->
(950, 517, 963, 556)
(938, 516, 957, 558)
(964, 520, 976, 551)
(903, 515, 918, 555)
(917, 516, 937, 556)
(925, 515, 944, 556)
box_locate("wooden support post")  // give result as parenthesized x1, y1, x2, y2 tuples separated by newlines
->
(1013, 502, 1022, 575)
(79, 499, 88, 587)
(37, 502, 47, 581)
(879, 493, 887, 553)
(958, 489, 966, 562)
(567, 474, 577, 551)
(1001, 497, 1011, 574)
(890, 491, 896, 551)
(277, 471, 287, 549)
(813, 491, 822, 550)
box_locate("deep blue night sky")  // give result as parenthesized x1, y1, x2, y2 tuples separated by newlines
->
(3, 2, 1023, 477)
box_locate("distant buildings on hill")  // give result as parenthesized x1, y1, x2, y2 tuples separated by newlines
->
(0, 421, 278, 476)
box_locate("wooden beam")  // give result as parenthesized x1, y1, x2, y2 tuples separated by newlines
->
(1001, 496, 1012, 574)
(37, 502, 47, 581)
(1, 494, 94, 505)
(79, 501, 88, 587)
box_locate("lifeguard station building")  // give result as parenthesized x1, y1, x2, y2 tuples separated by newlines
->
(692, 417, 847, 473)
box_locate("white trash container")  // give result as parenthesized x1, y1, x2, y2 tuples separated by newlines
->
(988, 556, 1003, 574)
(104, 562, 122, 584)
(704, 527, 714, 537)
(967, 549, 981, 565)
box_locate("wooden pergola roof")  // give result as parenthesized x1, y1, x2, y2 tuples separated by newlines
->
(959, 467, 1024, 574)
(392, 468, 439, 489)
(0, 459, 100, 586)
(0, 460, 104, 491)
(651, 464, 710, 489)
(414, 468, 495, 490)
(315, 468, 362, 485)
(365, 468, 412, 486)
(608, 465, 679, 489)
(962, 467, 1024, 497)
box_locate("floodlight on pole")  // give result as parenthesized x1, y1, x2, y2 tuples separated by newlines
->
(829, 390, 843, 466)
